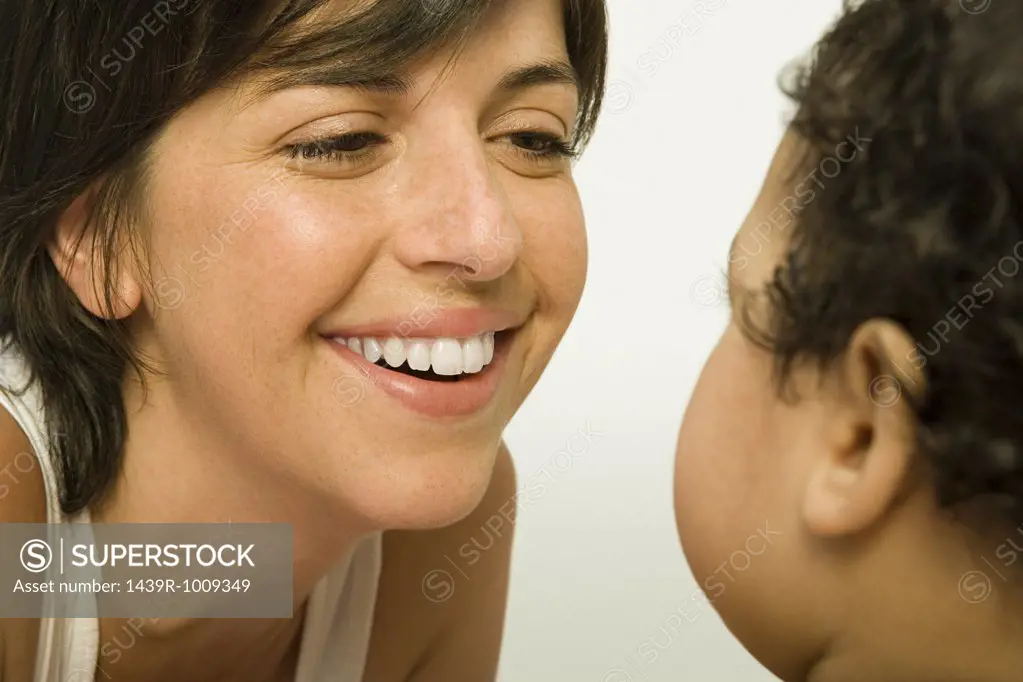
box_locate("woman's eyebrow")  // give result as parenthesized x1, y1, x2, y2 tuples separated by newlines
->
(494, 60, 580, 95)
(244, 69, 417, 105)
(242, 59, 579, 107)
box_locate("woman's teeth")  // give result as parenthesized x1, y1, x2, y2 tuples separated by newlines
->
(336, 332, 496, 376)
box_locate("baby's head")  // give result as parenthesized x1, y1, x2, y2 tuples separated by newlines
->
(674, 1, 1023, 680)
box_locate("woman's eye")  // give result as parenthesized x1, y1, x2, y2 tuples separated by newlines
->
(506, 131, 578, 164)
(284, 129, 576, 170)
(286, 132, 387, 164)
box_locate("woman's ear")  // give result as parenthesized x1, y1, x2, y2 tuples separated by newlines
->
(802, 319, 924, 537)
(46, 183, 142, 320)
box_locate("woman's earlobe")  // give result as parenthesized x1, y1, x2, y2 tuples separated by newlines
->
(802, 319, 923, 538)
(46, 184, 142, 320)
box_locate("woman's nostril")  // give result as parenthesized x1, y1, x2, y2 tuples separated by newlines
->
(462, 260, 482, 277)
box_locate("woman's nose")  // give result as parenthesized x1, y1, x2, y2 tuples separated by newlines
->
(390, 151, 524, 284)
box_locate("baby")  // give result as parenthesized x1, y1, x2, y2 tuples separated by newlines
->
(674, 1, 1023, 680)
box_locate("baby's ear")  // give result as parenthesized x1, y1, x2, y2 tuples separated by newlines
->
(46, 181, 142, 320)
(801, 319, 924, 537)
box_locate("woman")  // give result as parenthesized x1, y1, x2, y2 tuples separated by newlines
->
(0, 0, 607, 680)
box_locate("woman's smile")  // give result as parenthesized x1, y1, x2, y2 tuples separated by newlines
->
(322, 306, 527, 418)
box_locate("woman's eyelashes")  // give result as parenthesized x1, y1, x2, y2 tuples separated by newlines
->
(503, 131, 578, 163)
(286, 131, 385, 165)
(284, 129, 577, 169)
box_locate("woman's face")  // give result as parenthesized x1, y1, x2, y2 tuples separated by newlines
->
(134, 0, 585, 529)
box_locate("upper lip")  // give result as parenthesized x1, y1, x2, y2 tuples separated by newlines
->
(322, 307, 527, 340)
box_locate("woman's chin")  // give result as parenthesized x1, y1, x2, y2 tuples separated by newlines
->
(333, 445, 502, 531)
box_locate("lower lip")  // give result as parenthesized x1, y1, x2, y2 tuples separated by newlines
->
(324, 335, 512, 418)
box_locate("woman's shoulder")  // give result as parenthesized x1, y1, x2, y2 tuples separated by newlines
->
(0, 339, 55, 524)
(0, 402, 46, 523)
(0, 386, 46, 682)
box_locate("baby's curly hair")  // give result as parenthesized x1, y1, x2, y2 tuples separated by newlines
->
(746, 0, 1023, 523)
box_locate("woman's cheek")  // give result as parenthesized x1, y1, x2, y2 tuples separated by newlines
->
(521, 184, 587, 312)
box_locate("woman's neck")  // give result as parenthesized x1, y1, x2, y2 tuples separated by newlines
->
(83, 380, 367, 681)
(95, 374, 373, 612)
(93, 607, 308, 682)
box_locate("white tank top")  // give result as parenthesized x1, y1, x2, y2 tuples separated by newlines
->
(0, 344, 382, 682)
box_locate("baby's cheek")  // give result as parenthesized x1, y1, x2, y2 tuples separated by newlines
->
(674, 327, 770, 581)
(674, 389, 729, 581)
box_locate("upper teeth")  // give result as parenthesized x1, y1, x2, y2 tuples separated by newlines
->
(336, 332, 496, 376)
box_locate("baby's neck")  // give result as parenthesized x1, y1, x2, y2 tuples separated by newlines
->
(806, 620, 1023, 682)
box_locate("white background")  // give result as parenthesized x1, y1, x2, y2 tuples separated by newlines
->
(498, 1, 845, 680)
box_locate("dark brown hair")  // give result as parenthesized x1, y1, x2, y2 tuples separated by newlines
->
(0, 0, 608, 514)
(748, 0, 1023, 524)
